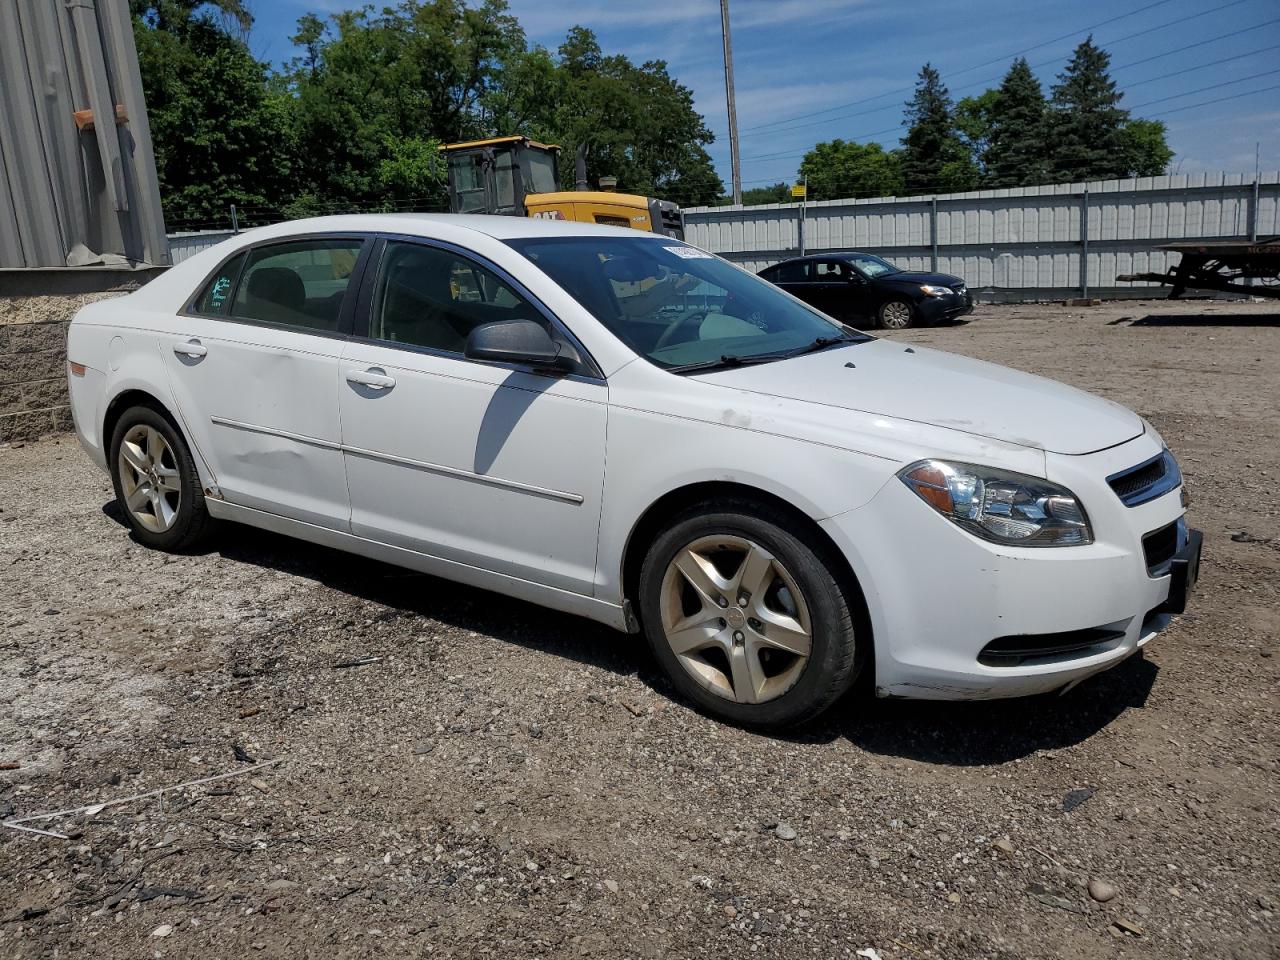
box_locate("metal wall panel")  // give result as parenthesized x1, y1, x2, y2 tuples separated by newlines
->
(0, 0, 168, 272)
(686, 174, 1279, 298)
(168, 230, 235, 263)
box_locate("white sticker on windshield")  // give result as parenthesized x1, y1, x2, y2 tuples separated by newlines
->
(664, 245, 713, 259)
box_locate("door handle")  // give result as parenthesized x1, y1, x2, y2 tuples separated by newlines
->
(345, 368, 396, 390)
(173, 338, 207, 359)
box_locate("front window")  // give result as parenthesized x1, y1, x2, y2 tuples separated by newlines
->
(449, 154, 488, 213)
(507, 237, 869, 371)
(813, 260, 850, 280)
(368, 241, 542, 354)
(848, 254, 900, 278)
(526, 150, 559, 194)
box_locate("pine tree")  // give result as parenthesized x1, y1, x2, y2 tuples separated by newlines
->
(984, 58, 1049, 187)
(1048, 37, 1128, 182)
(900, 64, 977, 194)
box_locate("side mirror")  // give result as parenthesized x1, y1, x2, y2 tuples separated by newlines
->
(465, 319, 573, 372)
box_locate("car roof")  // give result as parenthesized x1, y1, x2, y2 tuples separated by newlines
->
(237, 213, 662, 243)
(770, 251, 874, 264)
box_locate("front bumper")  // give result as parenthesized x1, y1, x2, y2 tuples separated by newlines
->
(916, 293, 974, 325)
(820, 433, 1196, 700)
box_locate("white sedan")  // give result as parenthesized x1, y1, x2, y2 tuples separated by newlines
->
(66, 215, 1200, 727)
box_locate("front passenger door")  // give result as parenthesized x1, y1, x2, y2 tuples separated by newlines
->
(338, 238, 608, 595)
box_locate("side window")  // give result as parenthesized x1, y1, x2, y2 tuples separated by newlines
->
(493, 149, 518, 211)
(230, 239, 363, 332)
(813, 260, 847, 280)
(193, 252, 246, 315)
(368, 241, 540, 354)
(449, 153, 488, 213)
(773, 260, 808, 283)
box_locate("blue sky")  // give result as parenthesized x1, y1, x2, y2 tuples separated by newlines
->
(250, 0, 1280, 190)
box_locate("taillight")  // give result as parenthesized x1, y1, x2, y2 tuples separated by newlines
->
(68, 361, 86, 377)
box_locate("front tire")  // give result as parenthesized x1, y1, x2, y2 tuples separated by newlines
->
(878, 299, 916, 330)
(109, 405, 215, 551)
(638, 500, 862, 728)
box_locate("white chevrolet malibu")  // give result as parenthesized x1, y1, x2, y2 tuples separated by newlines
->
(66, 215, 1200, 727)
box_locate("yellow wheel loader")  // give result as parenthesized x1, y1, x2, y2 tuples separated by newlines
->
(441, 136, 685, 238)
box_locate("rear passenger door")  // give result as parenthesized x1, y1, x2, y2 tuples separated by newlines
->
(159, 236, 369, 530)
(337, 237, 608, 595)
(809, 259, 858, 320)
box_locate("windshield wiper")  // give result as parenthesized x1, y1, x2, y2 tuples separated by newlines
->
(782, 333, 863, 358)
(669, 334, 863, 374)
(668, 354, 771, 374)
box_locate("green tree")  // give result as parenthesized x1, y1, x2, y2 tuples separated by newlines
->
(284, 11, 721, 210)
(132, 10, 292, 226)
(984, 57, 1050, 187)
(284, 1, 525, 208)
(729, 183, 791, 206)
(129, 0, 251, 35)
(1117, 118, 1174, 177)
(542, 27, 722, 206)
(799, 140, 903, 200)
(1048, 37, 1128, 182)
(900, 64, 977, 194)
(954, 88, 999, 179)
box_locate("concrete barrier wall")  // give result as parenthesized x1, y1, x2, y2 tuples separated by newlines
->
(0, 293, 120, 442)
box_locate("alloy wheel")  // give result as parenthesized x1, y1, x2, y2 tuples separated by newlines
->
(881, 301, 913, 329)
(117, 424, 181, 533)
(659, 535, 812, 704)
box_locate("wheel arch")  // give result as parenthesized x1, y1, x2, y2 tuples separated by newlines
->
(103, 388, 179, 451)
(620, 481, 873, 658)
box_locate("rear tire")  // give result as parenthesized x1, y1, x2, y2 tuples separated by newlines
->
(878, 299, 916, 330)
(638, 500, 862, 728)
(109, 405, 215, 551)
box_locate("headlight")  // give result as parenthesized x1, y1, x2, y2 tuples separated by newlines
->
(919, 284, 953, 297)
(899, 459, 1093, 546)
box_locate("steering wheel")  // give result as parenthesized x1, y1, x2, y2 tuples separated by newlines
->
(653, 310, 709, 352)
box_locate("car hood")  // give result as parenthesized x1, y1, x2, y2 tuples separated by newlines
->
(880, 270, 964, 288)
(692, 339, 1144, 455)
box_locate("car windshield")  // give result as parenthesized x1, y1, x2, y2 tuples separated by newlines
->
(506, 236, 869, 370)
(849, 254, 900, 278)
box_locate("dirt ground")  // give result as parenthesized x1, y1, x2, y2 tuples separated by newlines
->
(1, 298, 1277, 960)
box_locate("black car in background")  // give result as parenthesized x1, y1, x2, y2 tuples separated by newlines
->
(758, 252, 973, 329)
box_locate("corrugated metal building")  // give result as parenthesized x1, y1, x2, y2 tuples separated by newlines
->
(0, 0, 168, 279)
(685, 172, 1279, 298)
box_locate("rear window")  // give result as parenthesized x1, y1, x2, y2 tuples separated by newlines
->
(229, 239, 363, 332)
(773, 260, 808, 283)
(192, 252, 245, 315)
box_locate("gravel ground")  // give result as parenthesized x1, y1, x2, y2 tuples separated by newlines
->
(1, 299, 1277, 959)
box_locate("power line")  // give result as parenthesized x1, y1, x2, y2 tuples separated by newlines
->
(1114, 15, 1280, 71)
(750, 2, 1266, 140)
(1141, 81, 1280, 119)
(1125, 66, 1280, 111)
(743, 0, 1180, 134)
(1121, 44, 1280, 90)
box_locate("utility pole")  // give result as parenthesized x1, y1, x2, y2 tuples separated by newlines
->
(719, 0, 742, 206)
